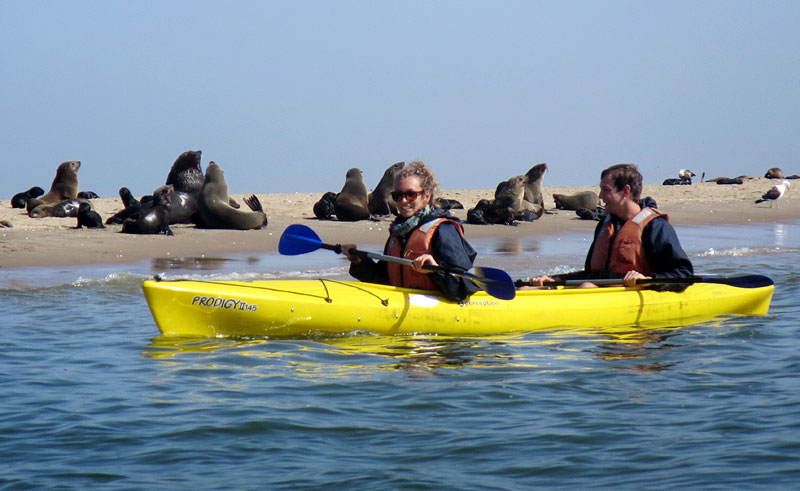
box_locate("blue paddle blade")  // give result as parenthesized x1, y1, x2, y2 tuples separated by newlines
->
(279, 224, 324, 255)
(471, 266, 516, 300)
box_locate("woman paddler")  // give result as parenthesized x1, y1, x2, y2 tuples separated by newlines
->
(342, 161, 479, 302)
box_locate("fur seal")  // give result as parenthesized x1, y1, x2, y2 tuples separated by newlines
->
(333, 168, 371, 221)
(576, 206, 605, 221)
(712, 177, 744, 185)
(662, 178, 691, 185)
(197, 162, 268, 230)
(522, 163, 547, 219)
(765, 167, 784, 179)
(121, 185, 174, 235)
(166, 150, 204, 193)
(163, 150, 204, 224)
(313, 192, 338, 219)
(552, 191, 599, 211)
(495, 175, 527, 213)
(468, 197, 517, 225)
(28, 198, 86, 218)
(467, 176, 529, 226)
(106, 187, 144, 225)
(11, 186, 44, 209)
(433, 197, 464, 210)
(77, 191, 100, 199)
(485, 195, 521, 225)
(467, 198, 491, 224)
(76, 202, 104, 228)
(27, 161, 81, 213)
(368, 161, 405, 216)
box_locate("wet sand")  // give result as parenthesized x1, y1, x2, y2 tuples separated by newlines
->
(1, 178, 797, 269)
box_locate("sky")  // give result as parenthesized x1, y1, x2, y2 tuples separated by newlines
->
(2, 0, 798, 199)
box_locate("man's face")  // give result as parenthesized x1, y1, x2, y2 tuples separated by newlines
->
(599, 175, 629, 215)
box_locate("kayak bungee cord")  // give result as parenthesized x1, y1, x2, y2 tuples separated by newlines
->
(152, 275, 391, 306)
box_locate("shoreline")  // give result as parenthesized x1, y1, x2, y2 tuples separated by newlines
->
(1, 179, 797, 270)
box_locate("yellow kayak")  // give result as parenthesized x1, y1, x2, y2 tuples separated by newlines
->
(142, 275, 773, 338)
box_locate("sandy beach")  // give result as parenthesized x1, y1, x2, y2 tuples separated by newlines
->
(1, 178, 797, 269)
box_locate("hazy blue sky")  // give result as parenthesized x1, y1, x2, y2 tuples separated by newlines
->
(2, 1, 798, 199)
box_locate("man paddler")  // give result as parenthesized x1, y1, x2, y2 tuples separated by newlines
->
(523, 163, 693, 288)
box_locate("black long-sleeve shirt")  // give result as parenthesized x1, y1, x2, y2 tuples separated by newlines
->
(349, 212, 479, 302)
(557, 209, 694, 284)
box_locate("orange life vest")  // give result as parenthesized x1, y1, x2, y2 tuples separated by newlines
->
(589, 207, 667, 275)
(386, 218, 464, 290)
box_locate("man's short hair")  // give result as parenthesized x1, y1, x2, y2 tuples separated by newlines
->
(601, 164, 642, 201)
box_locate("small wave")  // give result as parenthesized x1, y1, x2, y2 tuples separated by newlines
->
(697, 246, 800, 258)
(151, 266, 350, 282)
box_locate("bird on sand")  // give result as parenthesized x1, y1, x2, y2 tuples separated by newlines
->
(754, 180, 790, 208)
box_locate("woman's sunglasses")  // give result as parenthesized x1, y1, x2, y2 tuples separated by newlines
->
(390, 189, 424, 201)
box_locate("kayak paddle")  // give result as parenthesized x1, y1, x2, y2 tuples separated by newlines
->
(279, 224, 516, 300)
(525, 275, 773, 289)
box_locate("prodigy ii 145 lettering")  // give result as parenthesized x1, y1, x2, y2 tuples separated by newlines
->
(192, 296, 258, 312)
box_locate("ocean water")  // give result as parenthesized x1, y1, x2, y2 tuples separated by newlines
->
(2, 222, 799, 489)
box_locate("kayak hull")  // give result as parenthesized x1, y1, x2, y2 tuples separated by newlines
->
(142, 277, 774, 338)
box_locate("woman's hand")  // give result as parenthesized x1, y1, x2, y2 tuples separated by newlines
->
(341, 244, 361, 264)
(412, 254, 438, 273)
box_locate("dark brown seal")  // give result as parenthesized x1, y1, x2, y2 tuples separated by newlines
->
(76, 202, 105, 228)
(11, 186, 44, 209)
(196, 162, 268, 230)
(164, 150, 204, 223)
(334, 168, 371, 221)
(765, 167, 784, 179)
(166, 150, 204, 193)
(368, 161, 405, 216)
(121, 185, 174, 235)
(313, 192, 338, 219)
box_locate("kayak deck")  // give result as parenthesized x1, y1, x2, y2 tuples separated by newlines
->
(142, 276, 774, 339)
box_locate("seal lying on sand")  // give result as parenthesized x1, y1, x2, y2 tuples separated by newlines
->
(433, 197, 464, 210)
(121, 185, 174, 235)
(196, 162, 268, 230)
(28, 198, 89, 218)
(11, 186, 44, 209)
(765, 167, 784, 179)
(334, 168, 371, 221)
(27, 161, 81, 214)
(711, 177, 744, 185)
(313, 192, 338, 219)
(576, 206, 606, 221)
(76, 202, 104, 228)
(552, 191, 599, 211)
(368, 161, 405, 216)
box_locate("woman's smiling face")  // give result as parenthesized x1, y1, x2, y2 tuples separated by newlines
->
(393, 176, 432, 218)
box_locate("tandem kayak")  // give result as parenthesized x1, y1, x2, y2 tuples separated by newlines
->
(142, 274, 774, 338)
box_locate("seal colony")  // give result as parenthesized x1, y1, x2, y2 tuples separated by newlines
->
(4, 156, 799, 241)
